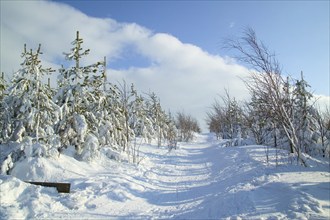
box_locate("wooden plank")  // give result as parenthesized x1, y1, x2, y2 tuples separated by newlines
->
(26, 181, 71, 193)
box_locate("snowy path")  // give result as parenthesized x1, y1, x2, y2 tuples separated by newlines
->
(1, 133, 329, 219)
(142, 135, 330, 219)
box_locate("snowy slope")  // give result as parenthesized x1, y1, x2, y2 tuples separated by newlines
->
(1, 133, 329, 219)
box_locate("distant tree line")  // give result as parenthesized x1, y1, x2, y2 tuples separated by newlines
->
(0, 31, 200, 173)
(206, 28, 330, 166)
(176, 111, 201, 142)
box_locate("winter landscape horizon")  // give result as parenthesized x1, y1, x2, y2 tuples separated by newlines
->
(1, 1, 329, 219)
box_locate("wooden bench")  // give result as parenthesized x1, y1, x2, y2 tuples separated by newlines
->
(26, 181, 71, 193)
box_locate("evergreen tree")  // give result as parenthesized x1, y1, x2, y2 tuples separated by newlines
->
(165, 111, 178, 149)
(0, 72, 5, 98)
(147, 92, 168, 147)
(246, 94, 278, 147)
(130, 90, 154, 142)
(0, 72, 7, 143)
(1, 31, 179, 167)
(105, 83, 127, 150)
(293, 72, 315, 155)
(54, 31, 104, 157)
(117, 81, 135, 153)
(2, 44, 59, 156)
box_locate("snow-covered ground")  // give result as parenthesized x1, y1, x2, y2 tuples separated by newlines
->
(1, 133, 329, 219)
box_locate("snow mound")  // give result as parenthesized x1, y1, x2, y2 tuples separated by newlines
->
(0, 175, 58, 219)
(10, 155, 86, 181)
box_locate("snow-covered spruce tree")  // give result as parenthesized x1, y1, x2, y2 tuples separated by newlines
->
(79, 58, 110, 160)
(157, 107, 169, 147)
(245, 96, 268, 145)
(129, 86, 156, 162)
(292, 72, 316, 155)
(116, 81, 136, 153)
(245, 93, 281, 148)
(0, 72, 5, 99)
(245, 95, 282, 163)
(0, 72, 7, 143)
(54, 31, 104, 159)
(165, 111, 178, 149)
(2, 44, 60, 157)
(146, 92, 169, 147)
(89, 57, 121, 150)
(225, 95, 243, 145)
(129, 88, 154, 142)
(95, 82, 114, 148)
(115, 81, 153, 160)
(103, 83, 128, 150)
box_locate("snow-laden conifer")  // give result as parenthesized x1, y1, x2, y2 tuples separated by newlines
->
(54, 31, 104, 158)
(130, 87, 154, 142)
(0, 72, 7, 143)
(146, 92, 168, 147)
(292, 72, 315, 155)
(165, 111, 178, 149)
(101, 83, 126, 150)
(2, 44, 59, 159)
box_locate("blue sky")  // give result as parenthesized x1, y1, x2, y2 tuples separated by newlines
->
(1, 0, 329, 130)
(55, 0, 329, 95)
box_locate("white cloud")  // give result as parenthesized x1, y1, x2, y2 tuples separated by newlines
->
(108, 33, 251, 130)
(3, 0, 328, 131)
(1, 0, 151, 69)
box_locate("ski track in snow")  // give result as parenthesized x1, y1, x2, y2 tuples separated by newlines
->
(1, 133, 329, 219)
